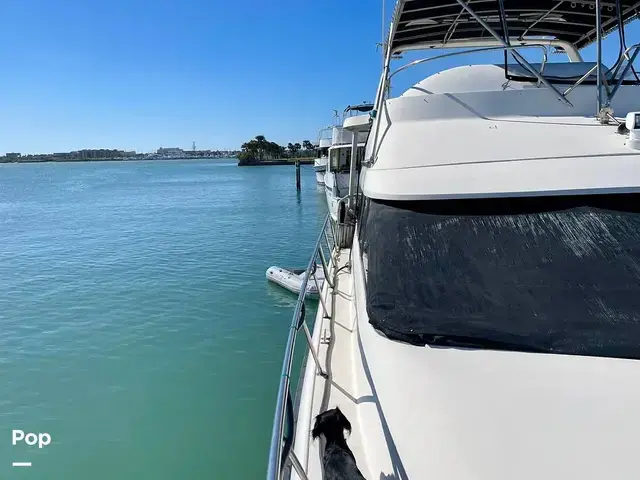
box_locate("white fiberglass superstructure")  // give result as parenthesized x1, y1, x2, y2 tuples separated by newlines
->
(313, 127, 331, 185)
(268, 2, 640, 480)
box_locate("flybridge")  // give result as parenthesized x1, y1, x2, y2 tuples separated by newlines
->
(389, 0, 640, 53)
(371, 0, 640, 128)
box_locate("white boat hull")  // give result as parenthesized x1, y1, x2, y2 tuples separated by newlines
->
(313, 158, 328, 185)
(324, 184, 338, 222)
(324, 172, 351, 223)
(266, 266, 325, 298)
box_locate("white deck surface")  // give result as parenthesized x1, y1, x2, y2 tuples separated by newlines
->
(293, 248, 377, 479)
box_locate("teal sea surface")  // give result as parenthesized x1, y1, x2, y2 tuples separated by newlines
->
(0, 159, 326, 479)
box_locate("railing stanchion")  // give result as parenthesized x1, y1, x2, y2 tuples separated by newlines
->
(280, 391, 295, 473)
(324, 229, 333, 261)
(329, 217, 337, 247)
(289, 451, 310, 480)
(329, 241, 337, 269)
(302, 321, 326, 377)
(313, 270, 330, 318)
(318, 247, 334, 290)
(323, 214, 335, 271)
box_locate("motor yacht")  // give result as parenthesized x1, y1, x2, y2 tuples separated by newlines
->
(268, 1, 640, 479)
(323, 104, 372, 227)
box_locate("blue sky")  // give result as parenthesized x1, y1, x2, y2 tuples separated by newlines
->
(0, 0, 638, 154)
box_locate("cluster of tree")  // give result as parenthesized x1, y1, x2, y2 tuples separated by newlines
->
(237, 135, 316, 165)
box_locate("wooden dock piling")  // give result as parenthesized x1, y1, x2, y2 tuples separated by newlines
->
(295, 159, 301, 192)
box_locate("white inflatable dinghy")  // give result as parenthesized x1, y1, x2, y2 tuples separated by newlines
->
(266, 265, 325, 298)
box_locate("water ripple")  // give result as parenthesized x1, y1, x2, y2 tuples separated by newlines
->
(0, 159, 324, 479)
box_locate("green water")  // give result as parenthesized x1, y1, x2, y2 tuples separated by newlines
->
(0, 159, 326, 479)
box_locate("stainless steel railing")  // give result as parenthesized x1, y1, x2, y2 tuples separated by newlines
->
(607, 43, 640, 103)
(388, 43, 549, 82)
(368, 42, 640, 165)
(368, 43, 556, 166)
(266, 214, 337, 480)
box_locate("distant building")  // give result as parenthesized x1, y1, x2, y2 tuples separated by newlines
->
(65, 149, 134, 159)
(5, 152, 21, 158)
(157, 147, 183, 155)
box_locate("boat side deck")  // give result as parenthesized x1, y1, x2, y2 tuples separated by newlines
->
(293, 248, 373, 479)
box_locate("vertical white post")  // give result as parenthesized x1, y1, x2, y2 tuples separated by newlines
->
(348, 130, 358, 210)
(369, 24, 394, 165)
(595, 0, 603, 116)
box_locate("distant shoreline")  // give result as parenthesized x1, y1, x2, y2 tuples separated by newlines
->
(0, 156, 237, 164)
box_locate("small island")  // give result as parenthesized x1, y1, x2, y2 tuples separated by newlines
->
(237, 136, 316, 166)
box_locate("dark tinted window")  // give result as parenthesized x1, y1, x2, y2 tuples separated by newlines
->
(360, 194, 640, 359)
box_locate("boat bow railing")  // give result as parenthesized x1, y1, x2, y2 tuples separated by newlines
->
(267, 214, 337, 480)
(317, 126, 333, 143)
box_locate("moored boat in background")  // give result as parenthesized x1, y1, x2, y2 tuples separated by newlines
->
(313, 127, 332, 185)
(323, 104, 372, 247)
(266, 265, 325, 298)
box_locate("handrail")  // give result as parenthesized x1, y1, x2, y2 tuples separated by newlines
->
(389, 43, 550, 80)
(266, 214, 336, 480)
(608, 43, 640, 102)
(317, 126, 333, 143)
(369, 40, 640, 165)
(609, 43, 640, 81)
(387, 41, 640, 115)
(367, 43, 553, 165)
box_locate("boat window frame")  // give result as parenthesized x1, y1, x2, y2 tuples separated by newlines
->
(342, 149, 351, 174)
(329, 148, 340, 172)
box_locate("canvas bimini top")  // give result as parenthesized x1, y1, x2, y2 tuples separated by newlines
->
(389, 0, 640, 53)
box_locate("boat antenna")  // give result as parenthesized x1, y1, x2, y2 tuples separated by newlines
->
(379, 0, 386, 67)
(381, 0, 385, 54)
